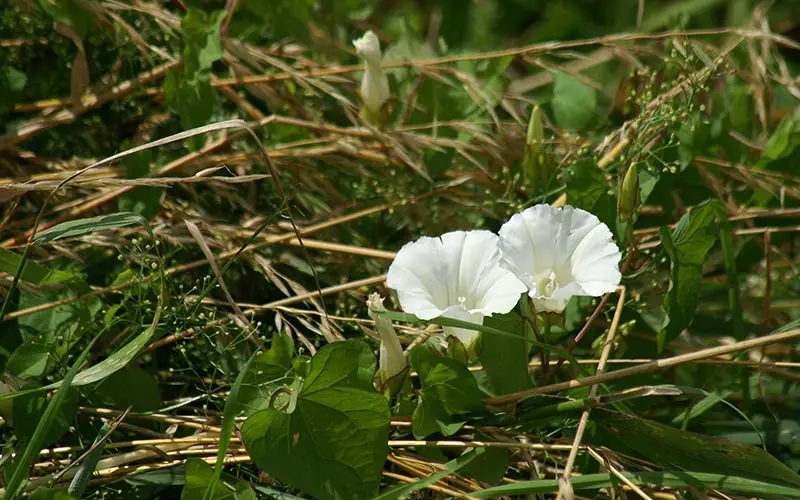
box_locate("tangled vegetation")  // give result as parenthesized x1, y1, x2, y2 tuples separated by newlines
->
(1, 0, 799, 498)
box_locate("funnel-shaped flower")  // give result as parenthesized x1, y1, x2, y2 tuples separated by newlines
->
(353, 30, 390, 117)
(498, 204, 621, 313)
(367, 293, 407, 383)
(387, 230, 527, 348)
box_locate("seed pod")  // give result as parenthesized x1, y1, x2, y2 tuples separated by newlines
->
(618, 162, 639, 222)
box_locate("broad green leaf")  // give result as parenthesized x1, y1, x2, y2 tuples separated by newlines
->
(458, 445, 510, 485)
(32, 212, 150, 244)
(410, 342, 486, 439)
(12, 383, 78, 447)
(241, 340, 390, 500)
(240, 334, 295, 416)
(592, 411, 800, 489)
(6, 344, 49, 379)
(233, 482, 257, 500)
(757, 109, 800, 172)
(373, 448, 484, 500)
(182, 458, 232, 500)
(0, 248, 76, 285)
(94, 365, 161, 411)
(477, 312, 530, 396)
(658, 200, 720, 350)
(5, 330, 104, 499)
(551, 71, 597, 130)
(29, 489, 77, 500)
(471, 471, 800, 498)
(165, 9, 225, 151)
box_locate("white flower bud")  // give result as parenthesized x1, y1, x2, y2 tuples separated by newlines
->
(353, 31, 390, 117)
(367, 293, 406, 382)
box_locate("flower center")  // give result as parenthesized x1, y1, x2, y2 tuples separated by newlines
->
(457, 296, 468, 309)
(541, 271, 560, 297)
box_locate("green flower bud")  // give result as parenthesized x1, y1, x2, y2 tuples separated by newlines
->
(523, 105, 548, 193)
(618, 163, 639, 222)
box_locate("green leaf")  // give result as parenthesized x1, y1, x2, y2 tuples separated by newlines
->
(0, 248, 76, 285)
(94, 365, 161, 412)
(458, 445, 510, 485)
(165, 9, 225, 151)
(32, 212, 150, 244)
(592, 411, 800, 490)
(240, 334, 295, 416)
(658, 200, 720, 350)
(757, 109, 800, 173)
(5, 330, 104, 499)
(477, 312, 530, 396)
(551, 71, 597, 130)
(373, 448, 484, 500)
(182, 458, 233, 500)
(233, 482, 257, 500)
(6, 344, 49, 379)
(29, 488, 77, 500)
(12, 383, 78, 447)
(410, 342, 486, 439)
(241, 340, 390, 500)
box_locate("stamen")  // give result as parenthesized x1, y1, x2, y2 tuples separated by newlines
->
(543, 271, 559, 297)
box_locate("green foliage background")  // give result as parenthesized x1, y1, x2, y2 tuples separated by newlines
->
(1, 0, 799, 498)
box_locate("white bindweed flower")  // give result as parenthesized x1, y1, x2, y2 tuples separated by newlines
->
(353, 30, 390, 116)
(498, 204, 621, 313)
(367, 293, 407, 382)
(386, 230, 527, 348)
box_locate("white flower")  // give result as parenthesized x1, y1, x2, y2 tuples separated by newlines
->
(353, 30, 390, 115)
(367, 293, 407, 382)
(498, 204, 621, 313)
(386, 230, 527, 348)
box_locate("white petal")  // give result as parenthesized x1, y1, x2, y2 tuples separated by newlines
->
(360, 67, 389, 113)
(570, 220, 622, 294)
(498, 205, 562, 291)
(441, 305, 483, 349)
(532, 282, 585, 313)
(386, 236, 449, 320)
(353, 30, 382, 65)
(387, 230, 525, 323)
(367, 293, 407, 381)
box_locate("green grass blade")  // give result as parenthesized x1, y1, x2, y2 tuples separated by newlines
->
(203, 353, 257, 500)
(372, 448, 484, 500)
(471, 471, 800, 498)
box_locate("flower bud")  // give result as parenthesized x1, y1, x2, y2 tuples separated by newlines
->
(353, 31, 390, 124)
(367, 293, 406, 383)
(523, 105, 549, 193)
(526, 105, 544, 148)
(618, 162, 639, 222)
